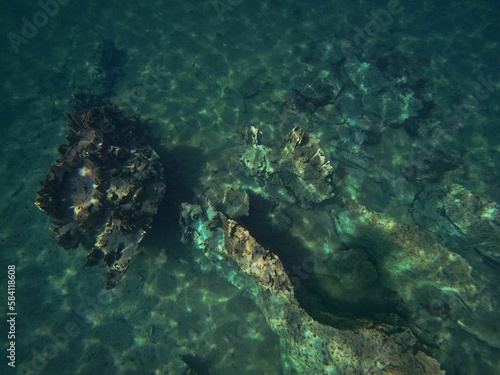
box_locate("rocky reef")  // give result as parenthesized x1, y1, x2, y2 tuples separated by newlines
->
(412, 183, 500, 265)
(36, 104, 165, 288)
(32, 35, 498, 373)
(240, 126, 336, 208)
(342, 59, 423, 129)
(180, 201, 443, 375)
(331, 197, 500, 373)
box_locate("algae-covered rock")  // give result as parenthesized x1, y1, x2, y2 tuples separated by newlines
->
(441, 184, 500, 263)
(180, 201, 443, 375)
(36, 104, 165, 288)
(332, 199, 481, 314)
(400, 149, 458, 184)
(240, 126, 336, 208)
(344, 59, 423, 128)
(411, 184, 500, 265)
(332, 199, 500, 372)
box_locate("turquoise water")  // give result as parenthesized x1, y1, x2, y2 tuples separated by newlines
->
(1, 0, 499, 374)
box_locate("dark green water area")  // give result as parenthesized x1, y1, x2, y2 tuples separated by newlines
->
(1, 1, 499, 374)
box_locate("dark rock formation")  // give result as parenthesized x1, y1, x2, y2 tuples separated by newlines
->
(400, 149, 458, 184)
(289, 72, 337, 113)
(36, 104, 165, 288)
(240, 126, 336, 207)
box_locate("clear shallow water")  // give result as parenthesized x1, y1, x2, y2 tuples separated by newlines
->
(1, 0, 499, 374)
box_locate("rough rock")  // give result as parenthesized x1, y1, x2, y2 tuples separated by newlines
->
(36, 104, 165, 288)
(441, 184, 500, 263)
(180, 201, 443, 375)
(240, 126, 335, 207)
(411, 184, 500, 265)
(332, 199, 500, 372)
(400, 149, 458, 184)
(343, 59, 423, 128)
(288, 71, 337, 113)
(333, 199, 482, 310)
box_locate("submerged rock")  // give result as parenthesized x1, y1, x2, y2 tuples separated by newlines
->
(400, 149, 458, 184)
(180, 201, 443, 375)
(36, 104, 165, 288)
(333, 199, 500, 373)
(411, 184, 500, 265)
(441, 184, 500, 262)
(240, 126, 336, 208)
(288, 71, 337, 113)
(344, 59, 423, 128)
